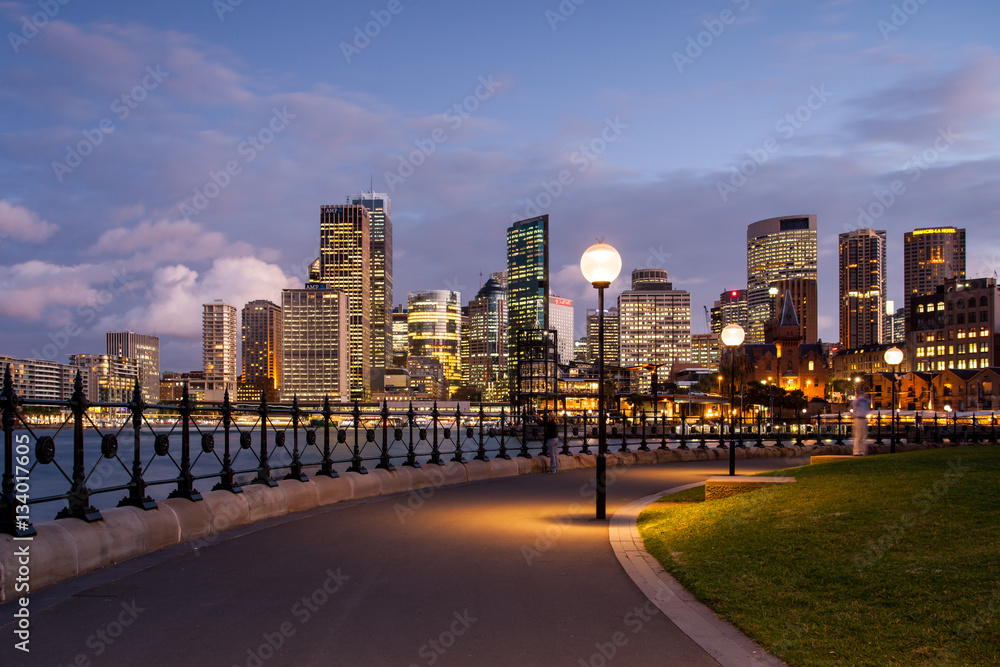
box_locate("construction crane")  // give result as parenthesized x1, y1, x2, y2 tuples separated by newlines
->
(703, 305, 711, 333)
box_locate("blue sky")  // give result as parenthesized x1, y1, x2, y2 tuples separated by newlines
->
(2, 0, 1000, 371)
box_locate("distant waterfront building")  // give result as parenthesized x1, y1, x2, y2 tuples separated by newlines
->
(909, 277, 999, 372)
(711, 289, 748, 336)
(506, 216, 549, 396)
(618, 269, 691, 387)
(467, 278, 507, 401)
(68, 354, 139, 403)
(548, 295, 574, 364)
(106, 331, 160, 403)
(281, 286, 350, 402)
(316, 203, 372, 400)
(160, 371, 206, 403)
(587, 307, 619, 366)
(746, 215, 817, 344)
(0, 356, 76, 401)
(203, 300, 238, 402)
(839, 229, 887, 349)
(240, 300, 282, 402)
(407, 290, 462, 395)
(351, 192, 393, 391)
(904, 227, 966, 317)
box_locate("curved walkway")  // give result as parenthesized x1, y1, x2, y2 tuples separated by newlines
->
(0, 457, 804, 666)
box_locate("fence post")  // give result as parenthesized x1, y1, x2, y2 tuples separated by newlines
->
(427, 401, 443, 466)
(120, 379, 157, 507)
(56, 371, 103, 521)
(254, 390, 277, 486)
(452, 405, 466, 463)
(476, 403, 489, 461)
(286, 396, 308, 481)
(403, 401, 419, 467)
(169, 384, 202, 500)
(580, 410, 590, 454)
(347, 400, 367, 473)
(1, 364, 36, 536)
(638, 408, 649, 452)
(213, 389, 242, 492)
(378, 400, 395, 470)
(498, 406, 510, 459)
(317, 396, 338, 477)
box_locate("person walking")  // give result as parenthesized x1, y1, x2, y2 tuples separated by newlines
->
(544, 412, 560, 473)
(851, 391, 871, 455)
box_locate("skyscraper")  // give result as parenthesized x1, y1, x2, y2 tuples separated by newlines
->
(903, 227, 966, 316)
(407, 290, 462, 395)
(351, 192, 393, 392)
(711, 289, 748, 335)
(317, 204, 371, 400)
(587, 307, 619, 366)
(548, 295, 574, 364)
(391, 304, 408, 367)
(618, 269, 691, 387)
(106, 331, 159, 403)
(467, 278, 507, 401)
(241, 300, 282, 401)
(202, 300, 238, 401)
(746, 215, 817, 344)
(839, 229, 887, 349)
(281, 286, 350, 402)
(506, 216, 549, 395)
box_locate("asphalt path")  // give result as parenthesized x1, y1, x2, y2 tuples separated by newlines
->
(0, 456, 807, 666)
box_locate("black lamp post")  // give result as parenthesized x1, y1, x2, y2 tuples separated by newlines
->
(581, 241, 622, 520)
(884, 346, 903, 453)
(721, 323, 745, 475)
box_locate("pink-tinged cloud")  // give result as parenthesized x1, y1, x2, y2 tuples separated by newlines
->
(89, 218, 260, 264)
(0, 260, 107, 320)
(0, 200, 58, 242)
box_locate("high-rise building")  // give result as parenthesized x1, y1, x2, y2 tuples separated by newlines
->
(889, 303, 906, 344)
(0, 356, 77, 401)
(903, 227, 966, 316)
(68, 354, 139, 403)
(690, 334, 719, 370)
(587, 307, 619, 366)
(203, 300, 238, 401)
(746, 215, 817, 343)
(407, 290, 462, 395)
(317, 204, 371, 400)
(281, 286, 350, 402)
(506, 216, 548, 395)
(839, 229, 887, 349)
(548, 295, 574, 364)
(618, 269, 691, 387)
(106, 331, 159, 403)
(711, 289, 748, 335)
(351, 192, 393, 392)
(467, 278, 507, 401)
(240, 300, 282, 401)
(391, 305, 408, 368)
(909, 277, 999, 373)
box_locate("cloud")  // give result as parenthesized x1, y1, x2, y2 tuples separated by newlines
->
(0, 200, 58, 242)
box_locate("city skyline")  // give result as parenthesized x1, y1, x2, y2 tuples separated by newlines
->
(2, 1, 1000, 371)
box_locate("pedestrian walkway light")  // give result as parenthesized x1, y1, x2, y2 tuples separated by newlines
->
(884, 346, 903, 453)
(721, 324, 744, 475)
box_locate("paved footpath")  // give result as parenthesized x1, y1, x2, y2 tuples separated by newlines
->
(1, 457, 805, 666)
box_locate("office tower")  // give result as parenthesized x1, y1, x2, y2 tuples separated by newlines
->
(281, 286, 350, 402)
(690, 334, 719, 370)
(68, 354, 139, 403)
(909, 277, 998, 373)
(467, 277, 508, 401)
(506, 216, 549, 395)
(618, 269, 691, 387)
(746, 215, 818, 343)
(767, 278, 818, 344)
(710, 289, 748, 336)
(587, 307, 619, 366)
(407, 290, 462, 396)
(351, 192, 393, 391)
(407, 356, 446, 399)
(460, 309, 470, 387)
(317, 204, 371, 400)
(203, 300, 238, 401)
(240, 300, 283, 401)
(106, 331, 160, 403)
(839, 229, 887, 349)
(574, 338, 589, 363)
(903, 227, 966, 316)
(889, 304, 906, 344)
(391, 305, 408, 368)
(548, 294, 574, 364)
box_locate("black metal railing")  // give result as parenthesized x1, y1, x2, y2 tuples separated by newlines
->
(2, 365, 997, 535)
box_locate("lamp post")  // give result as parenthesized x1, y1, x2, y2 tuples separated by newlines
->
(884, 346, 904, 454)
(581, 241, 622, 520)
(721, 323, 745, 475)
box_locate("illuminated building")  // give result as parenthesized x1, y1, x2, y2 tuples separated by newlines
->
(903, 227, 965, 317)
(746, 215, 817, 343)
(587, 307, 619, 366)
(68, 354, 139, 403)
(106, 331, 160, 403)
(316, 204, 371, 400)
(909, 277, 998, 372)
(618, 269, 691, 388)
(548, 294, 574, 364)
(351, 192, 393, 391)
(742, 292, 828, 399)
(767, 278, 817, 344)
(407, 290, 462, 396)
(467, 278, 507, 401)
(690, 333, 719, 370)
(281, 286, 350, 403)
(391, 305, 408, 367)
(506, 216, 548, 396)
(0, 356, 76, 401)
(239, 300, 282, 402)
(839, 229, 887, 348)
(711, 289, 748, 335)
(203, 300, 238, 401)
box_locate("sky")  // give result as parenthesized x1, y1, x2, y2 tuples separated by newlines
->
(2, 0, 1000, 372)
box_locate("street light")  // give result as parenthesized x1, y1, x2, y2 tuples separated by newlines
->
(581, 241, 622, 520)
(721, 323, 745, 475)
(884, 346, 904, 453)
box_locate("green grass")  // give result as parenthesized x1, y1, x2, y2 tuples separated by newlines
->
(637, 447, 1000, 666)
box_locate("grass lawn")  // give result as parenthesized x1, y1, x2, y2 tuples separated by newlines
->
(637, 446, 1000, 666)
